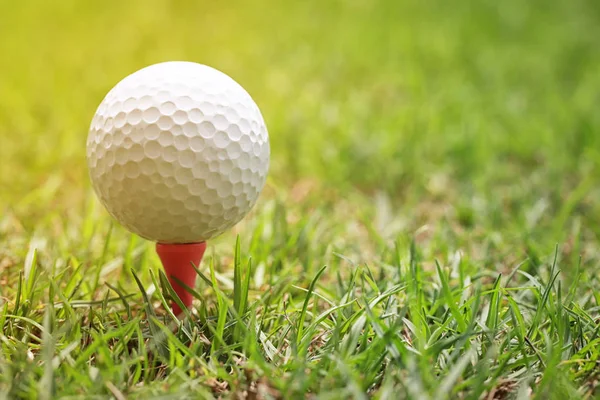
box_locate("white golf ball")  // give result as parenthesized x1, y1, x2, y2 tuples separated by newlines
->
(86, 61, 270, 243)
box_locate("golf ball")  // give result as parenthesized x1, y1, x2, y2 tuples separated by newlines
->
(86, 61, 270, 243)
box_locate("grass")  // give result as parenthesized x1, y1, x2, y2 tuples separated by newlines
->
(1, 0, 600, 398)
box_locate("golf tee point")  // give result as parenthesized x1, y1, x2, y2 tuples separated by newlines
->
(156, 242, 207, 315)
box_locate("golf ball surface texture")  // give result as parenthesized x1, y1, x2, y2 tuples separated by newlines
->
(87, 62, 270, 243)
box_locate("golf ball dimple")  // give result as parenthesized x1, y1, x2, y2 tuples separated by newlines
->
(87, 61, 270, 243)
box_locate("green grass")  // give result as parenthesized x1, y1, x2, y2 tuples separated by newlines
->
(1, 0, 600, 398)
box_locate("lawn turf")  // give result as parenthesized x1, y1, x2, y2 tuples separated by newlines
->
(1, 0, 600, 398)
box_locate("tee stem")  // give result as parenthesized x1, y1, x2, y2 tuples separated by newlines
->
(156, 242, 207, 315)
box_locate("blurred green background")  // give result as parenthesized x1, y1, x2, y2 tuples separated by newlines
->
(2, 0, 599, 219)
